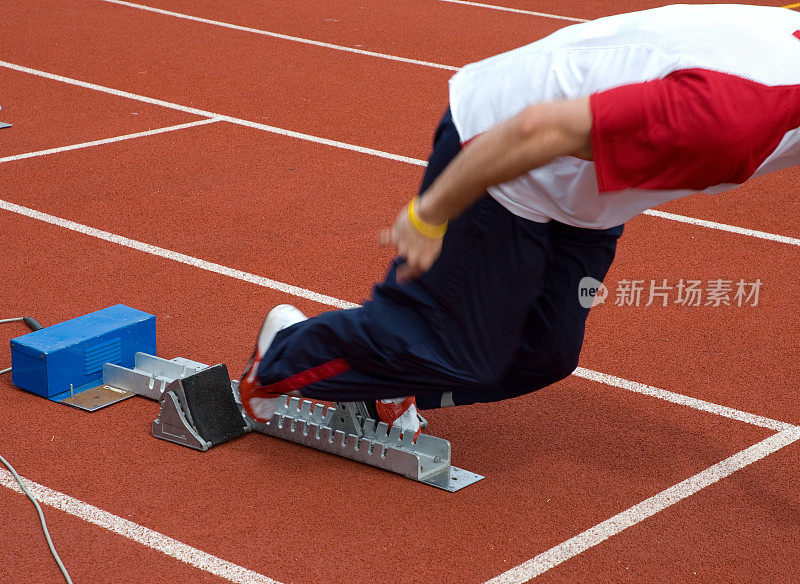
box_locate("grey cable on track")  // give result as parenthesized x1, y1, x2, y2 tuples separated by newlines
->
(0, 454, 74, 583)
(1, 317, 68, 578)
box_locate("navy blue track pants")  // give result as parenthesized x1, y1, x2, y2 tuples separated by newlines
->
(256, 109, 624, 409)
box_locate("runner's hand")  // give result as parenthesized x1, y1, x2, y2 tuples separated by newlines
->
(380, 208, 443, 284)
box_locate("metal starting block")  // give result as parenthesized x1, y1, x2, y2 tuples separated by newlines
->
(104, 352, 484, 491)
(246, 393, 483, 491)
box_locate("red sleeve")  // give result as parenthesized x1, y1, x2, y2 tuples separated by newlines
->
(590, 68, 800, 193)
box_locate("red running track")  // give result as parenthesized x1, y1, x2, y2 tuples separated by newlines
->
(1, 1, 799, 583)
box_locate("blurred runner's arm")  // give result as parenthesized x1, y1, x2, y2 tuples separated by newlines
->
(382, 97, 593, 283)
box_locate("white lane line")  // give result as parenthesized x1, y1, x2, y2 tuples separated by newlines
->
(0, 199, 792, 431)
(483, 426, 800, 583)
(0, 468, 284, 584)
(0, 60, 217, 117)
(99, 0, 460, 71)
(0, 60, 427, 167)
(0, 118, 219, 164)
(436, 0, 587, 22)
(0, 199, 359, 310)
(644, 209, 800, 247)
(216, 115, 425, 166)
(573, 367, 796, 432)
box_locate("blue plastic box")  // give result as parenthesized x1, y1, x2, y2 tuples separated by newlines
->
(10, 304, 156, 400)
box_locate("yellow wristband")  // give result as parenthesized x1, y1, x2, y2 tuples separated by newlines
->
(407, 197, 448, 238)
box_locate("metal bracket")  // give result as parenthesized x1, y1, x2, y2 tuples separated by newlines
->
(104, 353, 206, 400)
(327, 400, 366, 437)
(104, 353, 484, 491)
(152, 387, 212, 451)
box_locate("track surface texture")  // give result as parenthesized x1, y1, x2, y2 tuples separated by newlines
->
(1, 1, 799, 583)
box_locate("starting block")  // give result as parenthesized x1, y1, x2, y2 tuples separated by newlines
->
(6, 306, 483, 491)
(104, 352, 484, 492)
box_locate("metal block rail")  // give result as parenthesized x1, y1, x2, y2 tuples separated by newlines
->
(104, 353, 208, 401)
(246, 394, 483, 491)
(104, 353, 483, 492)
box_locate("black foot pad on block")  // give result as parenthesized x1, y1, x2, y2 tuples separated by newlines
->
(181, 364, 249, 446)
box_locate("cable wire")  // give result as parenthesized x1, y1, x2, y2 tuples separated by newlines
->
(0, 454, 74, 584)
(1, 316, 44, 330)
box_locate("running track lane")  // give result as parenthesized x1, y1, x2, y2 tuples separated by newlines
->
(2, 119, 800, 423)
(0, 208, 783, 584)
(527, 435, 800, 583)
(0, 0, 453, 157)
(432, 0, 793, 20)
(2, 1, 800, 238)
(0, 67, 200, 158)
(4, 2, 800, 580)
(0, 482, 238, 584)
(98, 0, 569, 67)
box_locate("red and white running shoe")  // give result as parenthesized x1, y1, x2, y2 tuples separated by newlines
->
(375, 396, 422, 441)
(239, 304, 306, 423)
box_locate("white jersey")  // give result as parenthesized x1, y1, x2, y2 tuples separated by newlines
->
(448, 4, 800, 228)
